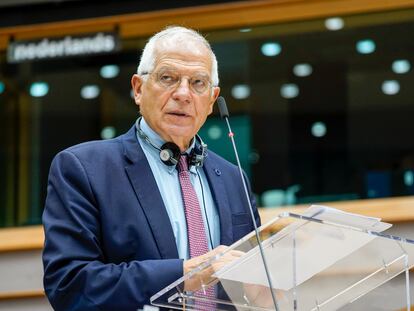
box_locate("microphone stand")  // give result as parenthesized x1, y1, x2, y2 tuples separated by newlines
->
(218, 97, 280, 311)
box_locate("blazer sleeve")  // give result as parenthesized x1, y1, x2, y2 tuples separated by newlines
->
(42, 150, 183, 311)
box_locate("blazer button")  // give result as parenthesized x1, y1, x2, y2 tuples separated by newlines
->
(214, 168, 221, 176)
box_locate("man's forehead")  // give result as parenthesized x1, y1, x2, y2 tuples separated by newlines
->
(156, 34, 208, 52)
(153, 41, 212, 71)
(155, 35, 210, 57)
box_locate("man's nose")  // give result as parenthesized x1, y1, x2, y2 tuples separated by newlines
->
(172, 78, 192, 102)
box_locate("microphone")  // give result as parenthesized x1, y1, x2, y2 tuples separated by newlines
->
(217, 96, 279, 311)
(217, 97, 229, 119)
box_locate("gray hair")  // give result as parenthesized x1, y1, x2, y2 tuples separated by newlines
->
(137, 26, 219, 86)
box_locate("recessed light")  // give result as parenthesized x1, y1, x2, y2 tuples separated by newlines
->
(392, 60, 411, 74)
(404, 170, 414, 186)
(231, 84, 251, 99)
(208, 125, 222, 140)
(293, 63, 313, 77)
(356, 39, 376, 54)
(81, 85, 100, 99)
(325, 17, 344, 31)
(280, 83, 299, 99)
(101, 126, 116, 139)
(261, 42, 282, 57)
(30, 82, 49, 97)
(381, 80, 400, 95)
(100, 65, 120, 79)
(311, 122, 327, 138)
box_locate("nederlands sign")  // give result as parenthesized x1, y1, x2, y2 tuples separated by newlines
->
(7, 32, 119, 63)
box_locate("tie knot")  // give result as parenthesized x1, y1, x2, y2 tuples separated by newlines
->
(177, 154, 189, 172)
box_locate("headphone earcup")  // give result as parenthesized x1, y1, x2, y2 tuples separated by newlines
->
(188, 136, 207, 167)
(159, 142, 180, 166)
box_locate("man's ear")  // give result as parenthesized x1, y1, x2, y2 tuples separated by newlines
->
(131, 74, 143, 106)
(208, 86, 220, 115)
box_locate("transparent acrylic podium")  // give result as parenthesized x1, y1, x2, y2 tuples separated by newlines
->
(151, 206, 414, 310)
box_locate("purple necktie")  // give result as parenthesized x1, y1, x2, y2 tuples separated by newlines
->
(177, 155, 215, 310)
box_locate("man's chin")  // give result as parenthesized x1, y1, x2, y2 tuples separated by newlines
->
(162, 125, 195, 143)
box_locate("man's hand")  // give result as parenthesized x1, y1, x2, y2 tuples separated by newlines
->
(183, 245, 244, 291)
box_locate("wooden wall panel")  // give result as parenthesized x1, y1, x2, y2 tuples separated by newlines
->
(0, 226, 43, 253)
(13, 24, 116, 41)
(120, 0, 414, 38)
(259, 196, 414, 225)
(0, 35, 8, 50)
(1, 196, 413, 253)
(1, 0, 414, 46)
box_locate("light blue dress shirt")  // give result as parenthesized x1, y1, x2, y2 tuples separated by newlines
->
(136, 117, 220, 259)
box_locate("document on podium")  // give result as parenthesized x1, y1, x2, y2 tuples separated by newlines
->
(213, 205, 392, 291)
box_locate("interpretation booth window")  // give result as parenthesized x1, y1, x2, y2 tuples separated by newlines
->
(1, 9, 414, 227)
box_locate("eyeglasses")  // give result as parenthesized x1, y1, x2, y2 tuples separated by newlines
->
(142, 68, 213, 95)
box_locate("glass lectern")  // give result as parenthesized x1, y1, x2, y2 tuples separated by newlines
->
(151, 205, 414, 310)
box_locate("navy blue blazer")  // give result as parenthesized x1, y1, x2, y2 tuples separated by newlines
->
(42, 125, 260, 311)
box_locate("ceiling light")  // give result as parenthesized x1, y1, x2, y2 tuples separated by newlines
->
(231, 84, 251, 99)
(311, 122, 327, 138)
(392, 60, 411, 74)
(100, 65, 120, 79)
(324, 17, 344, 31)
(239, 28, 252, 33)
(404, 170, 414, 187)
(81, 85, 100, 99)
(208, 125, 222, 140)
(280, 83, 299, 99)
(101, 126, 116, 139)
(356, 39, 376, 54)
(261, 42, 282, 57)
(293, 63, 313, 77)
(381, 80, 400, 95)
(30, 82, 49, 97)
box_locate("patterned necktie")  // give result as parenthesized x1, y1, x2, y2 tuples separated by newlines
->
(177, 155, 215, 310)
(177, 155, 210, 258)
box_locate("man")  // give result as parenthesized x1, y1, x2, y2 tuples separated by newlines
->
(42, 26, 259, 311)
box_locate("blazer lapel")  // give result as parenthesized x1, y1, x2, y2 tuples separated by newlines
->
(122, 126, 178, 259)
(203, 158, 233, 245)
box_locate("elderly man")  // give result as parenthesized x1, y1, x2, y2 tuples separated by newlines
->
(42, 26, 259, 311)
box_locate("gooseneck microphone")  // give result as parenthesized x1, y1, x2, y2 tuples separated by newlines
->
(217, 97, 229, 119)
(217, 96, 279, 311)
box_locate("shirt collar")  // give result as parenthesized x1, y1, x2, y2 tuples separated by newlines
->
(138, 117, 198, 175)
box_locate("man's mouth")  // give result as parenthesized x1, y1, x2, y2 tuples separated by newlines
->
(168, 112, 189, 117)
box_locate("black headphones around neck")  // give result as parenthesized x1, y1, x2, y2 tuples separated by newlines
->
(135, 117, 207, 167)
